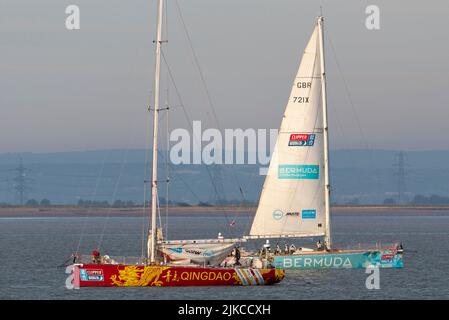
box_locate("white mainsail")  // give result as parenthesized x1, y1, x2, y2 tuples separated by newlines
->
(249, 19, 329, 239)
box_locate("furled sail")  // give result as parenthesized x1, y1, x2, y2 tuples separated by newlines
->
(159, 243, 235, 266)
(249, 22, 326, 238)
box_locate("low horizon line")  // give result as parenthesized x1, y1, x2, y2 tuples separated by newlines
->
(2, 147, 449, 156)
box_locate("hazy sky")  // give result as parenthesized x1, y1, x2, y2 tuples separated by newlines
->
(1, 0, 448, 153)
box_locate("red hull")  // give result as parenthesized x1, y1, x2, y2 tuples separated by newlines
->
(73, 264, 284, 287)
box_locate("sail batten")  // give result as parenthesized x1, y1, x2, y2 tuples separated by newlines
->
(249, 20, 327, 238)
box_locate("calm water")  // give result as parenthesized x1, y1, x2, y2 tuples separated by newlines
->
(1, 211, 448, 299)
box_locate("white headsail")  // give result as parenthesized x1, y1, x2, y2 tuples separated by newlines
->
(249, 20, 328, 239)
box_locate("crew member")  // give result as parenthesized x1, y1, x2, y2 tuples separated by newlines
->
(324, 240, 330, 252)
(289, 243, 297, 254)
(316, 240, 324, 251)
(262, 240, 271, 257)
(92, 250, 101, 264)
(275, 244, 281, 255)
(235, 247, 241, 266)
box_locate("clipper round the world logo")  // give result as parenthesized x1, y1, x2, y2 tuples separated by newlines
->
(288, 133, 316, 146)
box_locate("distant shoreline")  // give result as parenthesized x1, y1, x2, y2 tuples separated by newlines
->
(1, 205, 449, 217)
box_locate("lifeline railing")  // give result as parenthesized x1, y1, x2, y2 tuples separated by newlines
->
(73, 254, 147, 265)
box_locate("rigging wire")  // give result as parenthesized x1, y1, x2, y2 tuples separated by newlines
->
(96, 148, 130, 252)
(326, 30, 371, 151)
(160, 49, 235, 236)
(174, 0, 248, 228)
(75, 151, 111, 255)
(141, 89, 153, 258)
(159, 150, 203, 202)
(326, 26, 379, 199)
(174, 0, 222, 133)
(165, 94, 170, 239)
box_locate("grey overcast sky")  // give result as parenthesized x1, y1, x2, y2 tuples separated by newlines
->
(1, 0, 448, 153)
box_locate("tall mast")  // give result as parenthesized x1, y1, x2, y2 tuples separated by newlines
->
(149, 0, 164, 263)
(317, 16, 332, 249)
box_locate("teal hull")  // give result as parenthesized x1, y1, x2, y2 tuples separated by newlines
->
(273, 250, 403, 269)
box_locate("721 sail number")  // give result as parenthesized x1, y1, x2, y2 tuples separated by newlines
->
(292, 96, 310, 103)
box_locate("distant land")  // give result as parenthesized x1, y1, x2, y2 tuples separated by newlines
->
(1, 205, 449, 218)
(1, 148, 449, 205)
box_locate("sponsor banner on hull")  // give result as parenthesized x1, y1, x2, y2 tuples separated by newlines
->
(288, 133, 316, 146)
(80, 269, 104, 281)
(74, 264, 285, 287)
(278, 165, 319, 180)
(273, 251, 404, 269)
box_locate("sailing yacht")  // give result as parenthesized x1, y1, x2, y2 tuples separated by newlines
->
(70, 0, 284, 287)
(241, 16, 404, 270)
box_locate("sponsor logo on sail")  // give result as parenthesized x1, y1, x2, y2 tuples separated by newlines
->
(288, 133, 315, 146)
(80, 269, 104, 281)
(278, 165, 319, 180)
(272, 210, 284, 220)
(302, 209, 316, 219)
(272, 210, 299, 220)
